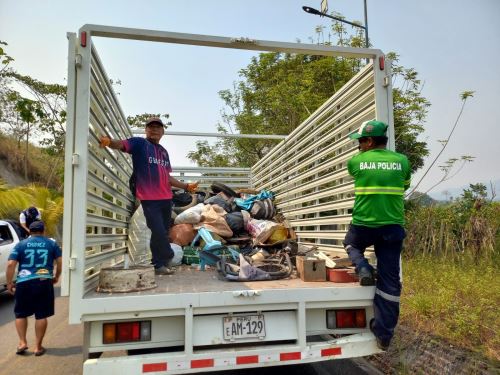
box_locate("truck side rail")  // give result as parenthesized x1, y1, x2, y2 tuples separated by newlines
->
(63, 26, 392, 320)
(251, 63, 393, 253)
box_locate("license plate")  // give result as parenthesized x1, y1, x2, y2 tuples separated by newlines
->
(223, 314, 266, 340)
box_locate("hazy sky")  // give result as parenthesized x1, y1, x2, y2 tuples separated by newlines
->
(1, 0, 499, 197)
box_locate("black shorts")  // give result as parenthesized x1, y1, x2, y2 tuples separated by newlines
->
(14, 278, 55, 319)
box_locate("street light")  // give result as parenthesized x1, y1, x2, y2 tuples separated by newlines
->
(302, 1, 369, 49)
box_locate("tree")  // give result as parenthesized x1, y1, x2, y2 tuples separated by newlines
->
(188, 18, 430, 171)
(389, 52, 430, 172)
(407, 91, 475, 198)
(13, 95, 45, 180)
(0, 42, 68, 188)
(6, 72, 67, 155)
(0, 41, 14, 124)
(127, 113, 171, 128)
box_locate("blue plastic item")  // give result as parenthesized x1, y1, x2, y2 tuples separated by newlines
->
(234, 190, 274, 210)
(191, 228, 239, 270)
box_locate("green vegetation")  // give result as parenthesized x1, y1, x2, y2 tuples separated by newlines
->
(0, 41, 65, 190)
(401, 255, 499, 361)
(188, 20, 430, 172)
(0, 179, 64, 238)
(1, 21, 497, 365)
(0, 132, 63, 189)
(402, 184, 500, 361)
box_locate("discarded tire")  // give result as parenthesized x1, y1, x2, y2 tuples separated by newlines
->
(250, 198, 276, 220)
(210, 182, 239, 198)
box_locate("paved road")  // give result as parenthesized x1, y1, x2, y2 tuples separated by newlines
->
(0, 286, 83, 375)
(0, 289, 380, 375)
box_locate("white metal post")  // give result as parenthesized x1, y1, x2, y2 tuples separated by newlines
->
(68, 30, 93, 324)
(373, 56, 395, 151)
(61, 32, 77, 297)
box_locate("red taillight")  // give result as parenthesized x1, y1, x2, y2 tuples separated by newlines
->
(379, 55, 385, 70)
(80, 31, 87, 47)
(117, 322, 140, 342)
(336, 310, 355, 327)
(326, 309, 366, 329)
(103, 321, 151, 344)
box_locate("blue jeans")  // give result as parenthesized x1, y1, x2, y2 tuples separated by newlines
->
(141, 199, 174, 268)
(343, 224, 406, 345)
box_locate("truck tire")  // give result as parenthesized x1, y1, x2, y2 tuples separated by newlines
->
(210, 182, 239, 198)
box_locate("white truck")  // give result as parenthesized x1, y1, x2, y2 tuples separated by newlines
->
(0, 220, 25, 291)
(63, 25, 394, 374)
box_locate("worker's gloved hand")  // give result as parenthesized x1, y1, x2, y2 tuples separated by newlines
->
(99, 136, 111, 148)
(186, 182, 199, 193)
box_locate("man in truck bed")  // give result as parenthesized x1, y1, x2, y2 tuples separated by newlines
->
(343, 119, 411, 351)
(99, 117, 197, 275)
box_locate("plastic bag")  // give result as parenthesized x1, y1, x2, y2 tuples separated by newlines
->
(225, 212, 245, 234)
(174, 203, 204, 224)
(266, 225, 288, 244)
(168, 243, 184, 266)
(194, 204, 233, 238)
(246, 219, 279, 244)
(204, 193, 233, 213)
(169, 223, 196, 246)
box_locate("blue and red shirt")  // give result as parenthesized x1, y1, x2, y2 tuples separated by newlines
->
(122, 137, 173, 201)
(9, 236, 62, 283)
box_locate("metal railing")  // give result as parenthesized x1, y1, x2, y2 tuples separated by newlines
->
(64, 26, 391, 304)
(252, 64, 377, 252)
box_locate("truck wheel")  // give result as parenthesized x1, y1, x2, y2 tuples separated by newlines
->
(88, 352, 102, 359)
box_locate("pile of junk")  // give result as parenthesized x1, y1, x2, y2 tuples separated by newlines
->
(130, 183, 356, 282)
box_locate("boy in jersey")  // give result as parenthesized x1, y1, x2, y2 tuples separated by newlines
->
(100, 117, 197, 275)
(343, 120, 411, 351)
(6, 220, 62, 356)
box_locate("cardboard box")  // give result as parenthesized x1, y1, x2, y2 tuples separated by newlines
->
(296, 256, 326, 282)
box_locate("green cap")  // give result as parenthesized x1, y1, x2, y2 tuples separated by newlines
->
(349, 120, 388, 139)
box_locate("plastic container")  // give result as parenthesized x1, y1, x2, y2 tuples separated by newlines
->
(327, 268, 359, 283)
(182, 246, 200, 265)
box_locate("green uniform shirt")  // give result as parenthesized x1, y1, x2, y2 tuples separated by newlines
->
(348, 148, 411, 227)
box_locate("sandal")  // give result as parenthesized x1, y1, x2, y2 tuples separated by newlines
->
(16, 346, 28, 355)
(34, 347, 46, 356)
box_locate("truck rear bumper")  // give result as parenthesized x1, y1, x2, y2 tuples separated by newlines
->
(84, 333, 381, 374)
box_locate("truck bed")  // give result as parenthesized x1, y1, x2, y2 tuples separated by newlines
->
(85, 265, 359, 299)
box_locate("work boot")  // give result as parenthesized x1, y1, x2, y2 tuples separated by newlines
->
(154, 266, 175, 275)
(358, 267, 375, 286)
(369, 319, 390, 351)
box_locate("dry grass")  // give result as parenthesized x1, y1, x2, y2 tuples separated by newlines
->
(401, 253, 500, 361)
(400, 200, 500, 362)
(0, 132, 63, 190)
(404, 202, 499, 262)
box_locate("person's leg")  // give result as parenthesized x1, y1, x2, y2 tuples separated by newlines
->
(160, 199, 174, 265)
(371, 225, 406, 348)
(34, 318, 48, 352)
(14, 281, 32, 351)
(15, 318, 28, 350)
(343, 224, 375, 284)
(33, 279, 55, 354)
(141, 200, 169, 268)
